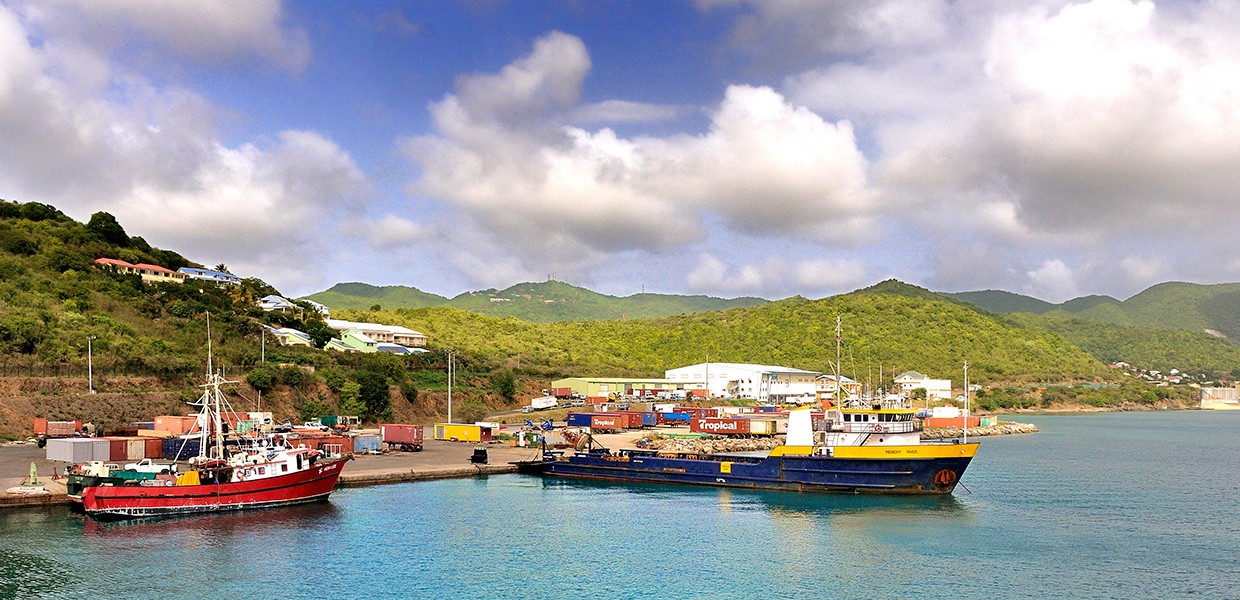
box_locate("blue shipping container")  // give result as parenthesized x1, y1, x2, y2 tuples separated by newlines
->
(353, 434, 381, 453)
(565, 413, 598, 427)
(161, 437, 239, 461)
(661, 412, 691, 424)
(638, 412, 658, 427)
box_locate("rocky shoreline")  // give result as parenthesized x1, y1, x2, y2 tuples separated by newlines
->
(921, 421, 1040, 439)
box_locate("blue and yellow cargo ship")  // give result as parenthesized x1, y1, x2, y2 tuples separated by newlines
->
(515, 402, 979, 494)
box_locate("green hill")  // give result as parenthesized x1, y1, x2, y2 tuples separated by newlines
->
(303, 282, 447, 311)
(306, 279, 766, 322)
(347, 290, 1110, 385)
(945, 289, 1056, 314)
(951, 281, 1240, 343)
(1006, 312, 1240, 378)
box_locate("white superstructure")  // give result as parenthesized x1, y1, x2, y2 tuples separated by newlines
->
(665, 362, 821, 403)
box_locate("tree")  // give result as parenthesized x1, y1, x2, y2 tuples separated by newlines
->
(340, 381, 364, 416)
(86, 212, 130, 246)
(492, 370, 517, 401)
(245, 365, 278, 393)
(303, 319, 336, 349)
(213, 264, 231, 274)
(354, 370, 391, 421)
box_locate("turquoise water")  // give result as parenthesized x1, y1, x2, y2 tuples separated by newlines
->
(2, 411, 1238, 599)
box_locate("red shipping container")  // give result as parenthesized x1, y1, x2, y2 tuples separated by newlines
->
(923, 416, 981, 428)
(380, 424, 424, 445)
(101, 437, 128, 461)
(690, 417, 751, 435)
(611, 412, 644, 428)
(144, 437, 164, 459)
(33, 418, 82, 437)
(590, 415, 625, 431)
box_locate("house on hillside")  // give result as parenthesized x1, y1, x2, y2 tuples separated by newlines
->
(179, 267, 241, 286)
(303, 299, 330, 318)
(894, 371, 953, 400)
(265, 326, 313, 347)
(325, 318, 426, 347)
(339, 329, 378, 353)
(94, 258, 186, 284)
(259, 295, 294, 312)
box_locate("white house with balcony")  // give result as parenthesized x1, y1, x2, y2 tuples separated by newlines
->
(325, 319, 427, 348)
(894, 371, 953, 400)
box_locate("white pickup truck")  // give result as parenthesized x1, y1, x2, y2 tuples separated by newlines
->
(123, 458, 178, 474)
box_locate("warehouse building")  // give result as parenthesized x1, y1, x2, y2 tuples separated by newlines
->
(665, 363, 821, 404)
(550, 377, 704, 400)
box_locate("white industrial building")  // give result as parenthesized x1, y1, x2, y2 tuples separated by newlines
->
(665, 362, 821, 404)
(894, 371, 953, 400)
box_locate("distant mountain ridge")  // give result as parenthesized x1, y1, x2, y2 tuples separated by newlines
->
(305, 280, 766, 323)
(945, 281, 1240, 341)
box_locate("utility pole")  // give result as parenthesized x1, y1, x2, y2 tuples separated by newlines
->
(86, 336, 96, 394)
(963, 360, 970, 443)
(447, 351, 455, 423)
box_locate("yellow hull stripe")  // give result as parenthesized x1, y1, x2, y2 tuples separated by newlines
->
(768, 444, 979, 459)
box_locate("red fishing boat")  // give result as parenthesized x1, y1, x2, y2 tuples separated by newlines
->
(80, 367, 348, 520)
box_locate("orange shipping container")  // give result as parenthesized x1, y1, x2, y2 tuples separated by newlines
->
(144, 437, 164, 459)
(923, 416, 981, 428)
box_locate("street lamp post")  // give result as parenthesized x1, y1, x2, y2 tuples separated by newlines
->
(86, 336, 97, 394)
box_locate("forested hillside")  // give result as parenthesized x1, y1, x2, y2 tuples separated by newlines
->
(344, 292, 1111, 385)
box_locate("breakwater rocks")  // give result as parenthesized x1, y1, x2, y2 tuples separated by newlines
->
(921, 421, 1039, 439)
(643, 436, 786, 454)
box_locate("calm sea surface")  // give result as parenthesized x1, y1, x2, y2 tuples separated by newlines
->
(2, 411, 1238, 599)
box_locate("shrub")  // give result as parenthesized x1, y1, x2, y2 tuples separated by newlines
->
(245, 365, 278, 393)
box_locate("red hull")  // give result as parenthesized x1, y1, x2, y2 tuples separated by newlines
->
(81, 459, 347, 520)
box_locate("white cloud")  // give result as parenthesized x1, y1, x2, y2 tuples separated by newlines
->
(1119, 255, 1168, 284)
(571, 100, 686, 124)
(352, 215, 431, 250)
(685, 253, 866, 297)
(1025, 259, 1079, 303)
(405, 32, 876, 277)
(16, 0, 310, 72)
(0, 5, 365, 295)
(794, 258, 868, 296)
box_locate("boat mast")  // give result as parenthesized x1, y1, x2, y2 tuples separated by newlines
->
(963, 360, 969, 444)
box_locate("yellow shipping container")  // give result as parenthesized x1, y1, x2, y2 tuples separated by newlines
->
(433, 423, 492, 443)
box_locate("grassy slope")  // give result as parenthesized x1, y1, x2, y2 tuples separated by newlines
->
(349, 292, 1109, 385)
(1008, 313, 1240, 376)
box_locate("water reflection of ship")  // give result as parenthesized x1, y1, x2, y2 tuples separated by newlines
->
(537, 476, 968, 518)
(80, 500, 340, 536)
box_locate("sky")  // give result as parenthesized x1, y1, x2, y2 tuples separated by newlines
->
(2, 0, 1239, 303)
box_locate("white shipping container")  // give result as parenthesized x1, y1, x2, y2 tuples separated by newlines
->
(126, 439, 146, 461)
(748, 419, 778, 436)
(45, 438, 110, 463)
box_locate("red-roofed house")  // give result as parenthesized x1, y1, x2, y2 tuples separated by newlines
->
(94, 258, 185, 284)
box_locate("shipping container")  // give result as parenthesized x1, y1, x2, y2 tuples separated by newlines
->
(433, 423, 491, 443)
(137, 429, 175, 438)
(690, 417, 751, 435)
(756, 405, 780, 413)
(589, 415, 625, 431)
(292, 435, 355, 455)
(743, 418, 778, 436)
(33, 418, 82, 438)
(46, 438, 109, 463)
(160, 437, 241, 461)
(100, 437, 129, 461)
(659, 412, 691, 425)
(380, 424, 424, 451)
(549, 387, 573, 399)
(923, 416, 981, 428)
(565, 413, 595, 428)
(125, 438, 146, 461)
(353, 433, 382, 454)
(154, 416, 200, 435)
(144, 437, 164, 459)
